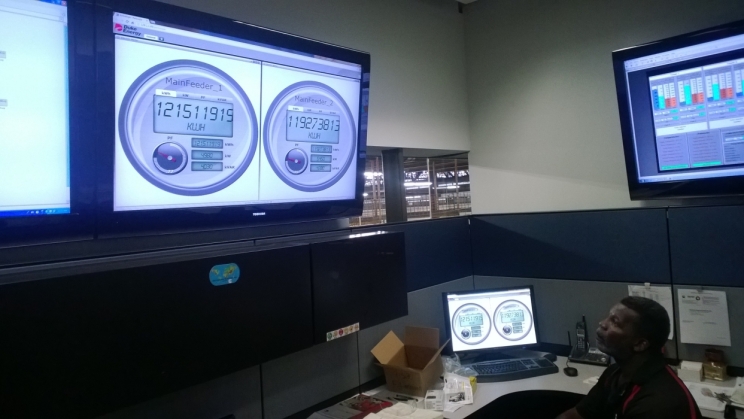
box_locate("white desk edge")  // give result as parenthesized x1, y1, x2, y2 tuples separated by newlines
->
(369, 356, 724, 419)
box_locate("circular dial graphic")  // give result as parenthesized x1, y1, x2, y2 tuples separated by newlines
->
(493, 300, 534, 341)
(119, 60, 258, 195)
(263, 81, 357, 191)
(451, 303, 491, 345)
(285, 148, 308, 174)
(153, 142, 187, 174)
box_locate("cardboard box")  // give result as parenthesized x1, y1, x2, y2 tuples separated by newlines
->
(371, 326, 448, 397)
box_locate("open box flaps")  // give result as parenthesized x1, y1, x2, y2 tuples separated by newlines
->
(371, 326, 449, 397)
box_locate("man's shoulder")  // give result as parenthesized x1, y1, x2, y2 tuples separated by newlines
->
(626, 366, 700, 418)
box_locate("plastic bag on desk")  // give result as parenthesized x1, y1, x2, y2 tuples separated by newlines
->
(441, 353, 478, 377)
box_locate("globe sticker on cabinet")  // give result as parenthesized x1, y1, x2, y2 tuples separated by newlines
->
(209, 263, 241, 286)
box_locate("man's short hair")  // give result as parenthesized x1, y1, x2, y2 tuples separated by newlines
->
(620, 296, 670, 352)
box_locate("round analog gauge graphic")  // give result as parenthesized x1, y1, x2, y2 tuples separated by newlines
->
(263, 81, 357, 191)
(153, 142, 187, 174)
(451, 303, 491, 345)
(493, 300, 533, 341)
(118, 60, 258, 195)
(285, 148, 308, 174)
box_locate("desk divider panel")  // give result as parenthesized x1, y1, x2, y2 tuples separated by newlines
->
(474, 276, 678, 359)
(354, 217, 473, 292)
(0, 244, 314, 419)
(97, 366, 262, 419)
(668, 205, 744, 288)
(471, 210, 671, 283)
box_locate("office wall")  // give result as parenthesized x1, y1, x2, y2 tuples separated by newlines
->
(158, 0, 470, 153)
(464, 0, 744, 213)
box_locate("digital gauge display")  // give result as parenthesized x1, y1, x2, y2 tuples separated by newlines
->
(263, 81, 356, 192)
(494, 300, 533, 341)
(500, 310, 524, 323)
(154, 94, 234, 137)
(286, 110, 340, 144)
(459, 313, 483, 327)
(118, 60, 258, 196)
(451, 303, 491, 345)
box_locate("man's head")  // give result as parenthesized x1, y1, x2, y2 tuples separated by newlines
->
(595, 296, 669, 361)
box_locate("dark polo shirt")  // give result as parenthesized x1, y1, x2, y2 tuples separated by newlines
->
(576, 355, 702, 419)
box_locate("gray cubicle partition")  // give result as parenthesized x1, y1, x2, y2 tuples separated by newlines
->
(668, 205, 744, 288)
(354, 216, 473, 291)
(666, 205, 744, 368)
(474, 276, 678, 359)
(471, 209, 671, 283)
(673, 285, 744, 367)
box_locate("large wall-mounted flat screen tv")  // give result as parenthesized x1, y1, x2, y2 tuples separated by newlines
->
(0, 0, 70, 217)
(0, 0, 95, 245)
(613, 19, 744, 200)
(95, 0, 369, 234)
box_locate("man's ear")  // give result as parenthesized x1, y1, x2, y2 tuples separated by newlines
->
(633, 338, 650, 353)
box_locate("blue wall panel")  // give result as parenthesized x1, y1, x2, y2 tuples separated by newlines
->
(669, 205, 744, 287)
(471, 209, 671, 283)
(354, 217, 473, 291)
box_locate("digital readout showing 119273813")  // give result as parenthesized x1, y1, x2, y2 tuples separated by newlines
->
(286, 110, 340, 144)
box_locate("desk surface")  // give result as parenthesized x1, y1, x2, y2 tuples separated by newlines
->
(445, 356, 604, 419)
(371, 356, 725, 419)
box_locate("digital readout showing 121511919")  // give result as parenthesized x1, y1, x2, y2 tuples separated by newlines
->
(286, 110, 340, 144)
(153, 94, 234, 137)
(460, 313, 483, 327)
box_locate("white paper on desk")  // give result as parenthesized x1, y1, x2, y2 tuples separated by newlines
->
(443, 404, 463, 413)
(628, 285, 674, 339)
(683, 381, 734, 412)
(678, 289, 731, 346)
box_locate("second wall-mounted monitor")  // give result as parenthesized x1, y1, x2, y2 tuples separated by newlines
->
(95, 0, 369, 234)
(614, 19, 744, 200)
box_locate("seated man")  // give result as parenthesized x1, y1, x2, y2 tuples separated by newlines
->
(557, 296, 701, 419)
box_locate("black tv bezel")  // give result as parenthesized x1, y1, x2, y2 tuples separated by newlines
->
(442, 285, 542, 356)
(0, 0, 96, 248)
(613, 19, 744, 200)
(94, 0, 369, 236)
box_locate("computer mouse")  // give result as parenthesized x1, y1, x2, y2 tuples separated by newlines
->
(564, 367, 578, 377)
